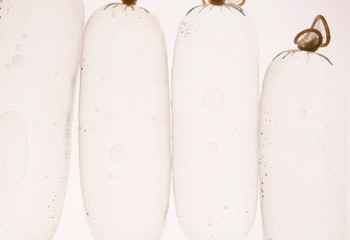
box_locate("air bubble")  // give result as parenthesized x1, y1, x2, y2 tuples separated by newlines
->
(110, 145, 127, 163)
(109, 172, 117, 180)
(0, 111, 28, 190)
(15, 44, 22, 52)
(12, 55, 25, 68)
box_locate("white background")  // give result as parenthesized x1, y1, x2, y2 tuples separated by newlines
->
(54, 0, 350, 239)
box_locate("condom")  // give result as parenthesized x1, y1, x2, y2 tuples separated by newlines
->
(79, 2, 171, 240)
(172, 1, 259, 239)
(259, 15, 347, 240)
(0, 0, 84, 239)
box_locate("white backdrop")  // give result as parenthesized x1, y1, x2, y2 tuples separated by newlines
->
(54, 0, 350, 239)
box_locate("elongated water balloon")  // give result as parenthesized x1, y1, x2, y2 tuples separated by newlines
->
(0, 0, 84, 239)
(259, 15, 347, 240)
(172, 0, 259, 239)
(79, 1, 171, 239)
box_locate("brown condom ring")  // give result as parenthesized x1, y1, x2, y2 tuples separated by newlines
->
(122, 0, 137, 5)
(294, 15, 331, 52)
(311, 15, 331, 47)
(294, 29, 323, 52)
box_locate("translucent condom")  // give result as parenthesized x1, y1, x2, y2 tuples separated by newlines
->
(0, 0, 84, 239)
(172, 0, 259, 239)
(79, 1, 171, 239)
(259, 15, 347, 240)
